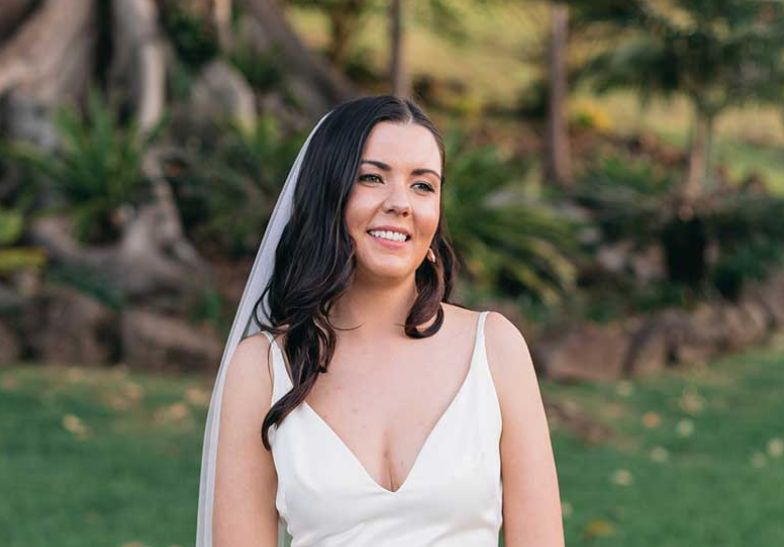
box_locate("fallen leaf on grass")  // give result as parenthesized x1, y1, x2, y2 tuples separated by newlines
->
(676, 418, 695, 437)
(153, 402, 191, 425)
(678, 389, 705, 415)
(122, 381, 143, 402)
(185, 387, 210, 406)
(62, 414, 91, 439)
(583, 518, 615, 539)
(767, 437, 783, 458)
(1, 375, 18, 390)
(611, 468, 633, 486)
(642, 411, 661, 428)
(649, 446, 669, 462)
(750, 451, 767, 468)
(615, 380, 634, 397)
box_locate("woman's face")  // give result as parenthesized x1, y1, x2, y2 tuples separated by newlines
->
(345, 121, 442, 284)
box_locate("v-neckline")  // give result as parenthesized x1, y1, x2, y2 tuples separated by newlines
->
(269, 311, 486, 496)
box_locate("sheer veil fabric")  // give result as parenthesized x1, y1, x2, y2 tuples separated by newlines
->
(196, 111, 332, 547)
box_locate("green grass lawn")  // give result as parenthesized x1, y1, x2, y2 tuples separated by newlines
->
(1, 335, 783, 546)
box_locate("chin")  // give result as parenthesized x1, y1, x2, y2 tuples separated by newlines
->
(355, 259, 415, 281)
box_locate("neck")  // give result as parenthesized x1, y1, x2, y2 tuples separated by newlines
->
(330, 273, 418, 338)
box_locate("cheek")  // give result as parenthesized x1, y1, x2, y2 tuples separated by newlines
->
(418, 204, 441, 237)
(343, 193, 371, 233)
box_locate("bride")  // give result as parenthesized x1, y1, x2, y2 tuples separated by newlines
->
(197, 95, 564, 546)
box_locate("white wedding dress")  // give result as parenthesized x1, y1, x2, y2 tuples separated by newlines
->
(263, 310, 503, 546)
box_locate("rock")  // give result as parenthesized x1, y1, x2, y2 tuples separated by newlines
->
(656, 305, 723, 367)
(189, 59, 257, 133)
(743, 271, 784, 328)
(0, 319, 21, 365)
(534, 322, 632, 383)
(0, 282, 24, 313)
(596, 241, 633, 274)
(622, 317, 669, 377)
(723, 299, 769, 350)
(544, 397, 614, 444)
(631, 245, 666, 285)
(121, 309, 222, 373)
(22, 285, 118, 365)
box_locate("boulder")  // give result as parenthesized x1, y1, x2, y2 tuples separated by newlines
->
(22, 285, 118, 365)
(722, 299, 769, 350)
(657, 305, 723, 367)
(534, 322, 632, 383)
(121, 309, 222, 373)
(189, 59, 257, 133)
(742, 271, 784, 329)
(622, 317, 669, 377)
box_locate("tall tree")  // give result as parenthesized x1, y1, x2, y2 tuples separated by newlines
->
(571, 0, 784, 198)
(545, 1, 573, 187)
(389, 0, 409, 98)
(242, 0, 357, 114)
(287, 0, 369, 71)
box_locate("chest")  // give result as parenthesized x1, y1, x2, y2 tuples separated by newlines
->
(301, 335, 475, 488)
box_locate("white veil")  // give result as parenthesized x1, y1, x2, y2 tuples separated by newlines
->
(196, 109, 333, 547)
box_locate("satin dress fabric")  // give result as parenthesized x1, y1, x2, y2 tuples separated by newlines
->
(262, 310, 502, 547)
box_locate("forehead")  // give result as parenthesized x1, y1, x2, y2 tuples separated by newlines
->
(361, 122, 441, 172)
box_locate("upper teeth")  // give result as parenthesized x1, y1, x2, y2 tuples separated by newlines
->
(369, 230, 407, 242)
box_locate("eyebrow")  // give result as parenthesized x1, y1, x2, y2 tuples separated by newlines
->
(360, 159, 442, 182)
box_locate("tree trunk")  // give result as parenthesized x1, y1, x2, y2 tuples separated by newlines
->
(326, 1, 362, 70)
(110, 0, 166, 135)
(544, 2, 573, 187)
(0, 0, 94, 106)
(389, 0, 409, 98)
(240, 0, 356, 115)
(683, 105, 714, 200)
(214, 0, 233, 51)
(0, 0, 94, 150)
(0, 0, 37, 43)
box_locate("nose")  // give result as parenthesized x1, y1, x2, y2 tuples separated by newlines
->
(382, 178, 412, 216)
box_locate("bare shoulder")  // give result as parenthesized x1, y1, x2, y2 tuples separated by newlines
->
(482, 310, 538, 410)
(222, 333, 275, 413)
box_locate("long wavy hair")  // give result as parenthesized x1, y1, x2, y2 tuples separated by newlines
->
(254, 95, 460, 449)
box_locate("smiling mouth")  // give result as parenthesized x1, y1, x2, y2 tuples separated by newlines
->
(366, 231, 411, 242)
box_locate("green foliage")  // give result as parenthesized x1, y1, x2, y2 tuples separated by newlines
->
(46, 263, 126, 311)
(573, 153, 676, 244)
(572, 0, 784, 114)
(168, 116, 305, 257)
(0, 207, 23, 245)
(441, 128, 579, 304)
(706, 194, 784, 300)
(5, 90, 159, 244)
(228, 41, 285, 92)
(574, 153, 784, 300)
(0, 248, 46, 277)
(158, 0, 220, 71)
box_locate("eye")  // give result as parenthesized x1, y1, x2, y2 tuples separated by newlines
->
(358, 174, 382, 183)
(414, 181, 436, 193)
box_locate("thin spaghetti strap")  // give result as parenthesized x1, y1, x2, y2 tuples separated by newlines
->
(477, 310, 489, 342)
(260, 331, 293, 403)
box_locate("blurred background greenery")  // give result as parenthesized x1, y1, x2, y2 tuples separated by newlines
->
(1, 0, 783, 545)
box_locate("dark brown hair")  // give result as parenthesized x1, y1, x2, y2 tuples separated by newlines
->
(253, 95, 459, 449)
